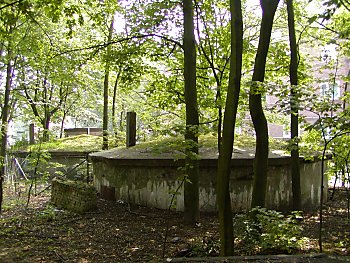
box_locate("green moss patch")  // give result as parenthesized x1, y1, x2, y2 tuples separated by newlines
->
(12, 135, 104, 152)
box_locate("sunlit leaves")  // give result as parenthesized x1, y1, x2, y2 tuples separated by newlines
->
(125, 0, 182, 38)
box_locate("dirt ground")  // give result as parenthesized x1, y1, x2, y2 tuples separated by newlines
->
(0, 183, 349, 263)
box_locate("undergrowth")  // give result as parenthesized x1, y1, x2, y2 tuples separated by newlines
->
(190, 208, 306, 257)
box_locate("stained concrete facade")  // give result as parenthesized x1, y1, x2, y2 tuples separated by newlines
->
(90, 148, 328, 212)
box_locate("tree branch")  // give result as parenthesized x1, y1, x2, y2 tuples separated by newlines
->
(52, 34, 184, 58)
(0, 0, 21, 10)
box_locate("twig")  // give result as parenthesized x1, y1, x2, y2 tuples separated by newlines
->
(34, 184, 51, 197)
(162, 178, 185, 260)
(52, 34, 184, 58)
(0, 0, 21, 10)
(53, 250, 66, 262)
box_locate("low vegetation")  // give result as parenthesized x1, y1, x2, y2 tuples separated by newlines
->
(11, 133, 327, 162)
(12, 135, 109, 153)
(11, 133, 290, 154)
(0, 182, 349, 262)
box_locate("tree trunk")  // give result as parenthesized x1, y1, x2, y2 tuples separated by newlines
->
(216, 0, 243, 256)
(217, 88, 222, 153)
(102, 17, 115, 150)
(250, 0, 280, 208)
(343, 70, 349, 111)
(0, 55, 13, 212)
(60, 110, 67, 139)
(112, 70, 121, 134)
(287, 0, 301, 210)
(42, 114, 50, 142)
(120, 110, 124, 132)
(183, 0, 199, 225)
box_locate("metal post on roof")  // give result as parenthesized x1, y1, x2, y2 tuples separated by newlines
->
(126, 112, 136, 147)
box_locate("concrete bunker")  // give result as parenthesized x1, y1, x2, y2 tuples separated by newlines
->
(90, 147, 327, 212)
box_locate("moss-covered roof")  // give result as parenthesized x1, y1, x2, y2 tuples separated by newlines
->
(11, 135, 104, 153)
(12, 133, 322, 161)
(90, 134, 290, 160)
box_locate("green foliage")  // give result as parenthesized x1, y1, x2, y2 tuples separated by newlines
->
(37, 205, 58, 222)
(188, 208, 305, 257)
(188, 234, 220, 257)
(0, 0, 345, 148)
(25, 149, 52, 181)
(298, 130, 325, 159)
(131, 136, 186, 155)
(233, 208, 304, 255)
(13, 135, 109, 152)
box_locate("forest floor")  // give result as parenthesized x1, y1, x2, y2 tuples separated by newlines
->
(0, 183, 349, 263)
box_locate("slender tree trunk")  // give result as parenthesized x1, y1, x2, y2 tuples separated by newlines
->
(250, 0, 280, 208)
(196, 22, 226, 152)
(102, 17, 115, 150)
(120, 110, 124, 131)
(216, 0, 243, 255)
(42, 79, 50, 142)
(0, 42, 4, 60)
(217, 87, 222, 153)
(319, 140, 328, 253)
(183, 0, 199, 225)
(42, 114, 50, 142)
(0, 55, 13, 212)
(112, 70, 121, 134)
(344, 70, 349, 111)
(60, 110, 67, 138)
(287, 0, 301, 210)
(103, 69, 109, 150)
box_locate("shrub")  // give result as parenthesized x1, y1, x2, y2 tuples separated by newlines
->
(233, 207, 304, 255)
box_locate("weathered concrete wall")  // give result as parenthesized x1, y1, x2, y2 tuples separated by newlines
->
(51, 177, 97, 213)
(91, 154, 328, 212)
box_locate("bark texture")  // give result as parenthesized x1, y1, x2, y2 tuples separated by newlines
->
(102, 18, 115, 150)
(250, 0, 280, 208)
(216, 0, 243, 255)
(0, 54, 13, 212)
(287, 0, 301, 210)
(183, 0, 199, 225)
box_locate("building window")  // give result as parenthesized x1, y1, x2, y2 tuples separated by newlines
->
(320, 82, 340, 99)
